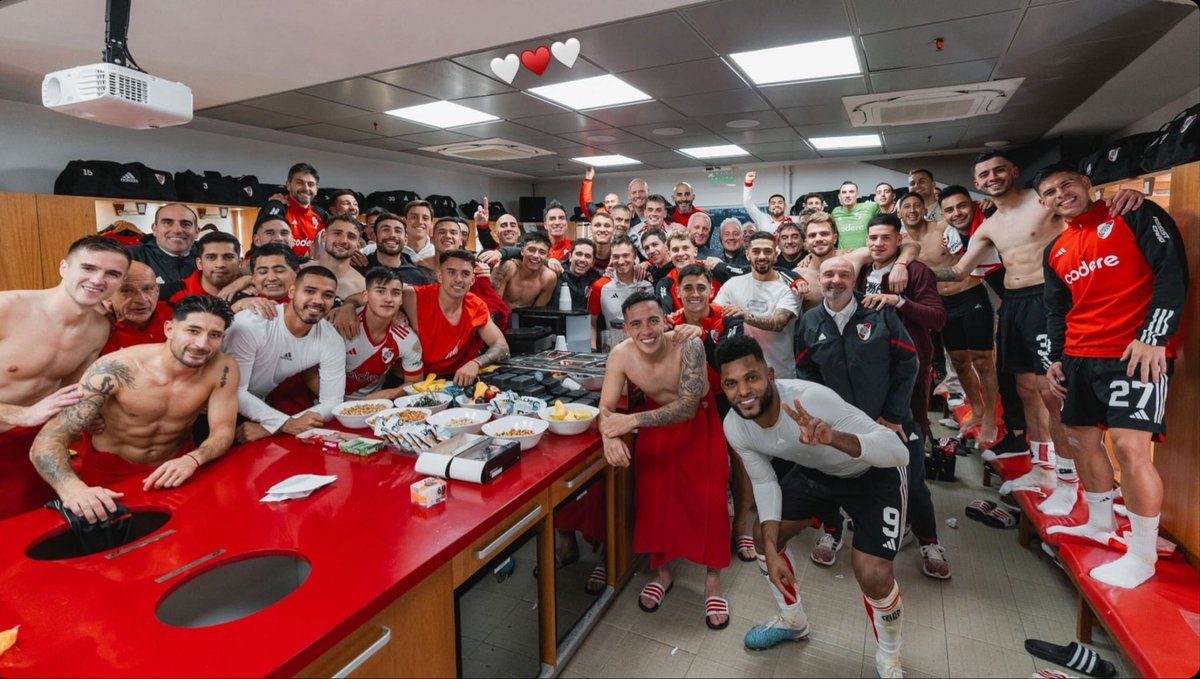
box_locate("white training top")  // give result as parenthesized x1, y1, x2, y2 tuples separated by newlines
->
(713, 272, 801, 377)
(723, 379, 908, 523)
(223, 306, 346, 433)
(743, 185, 789, 232)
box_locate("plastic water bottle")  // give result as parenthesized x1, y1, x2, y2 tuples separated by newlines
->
(558, 284, 572, 311)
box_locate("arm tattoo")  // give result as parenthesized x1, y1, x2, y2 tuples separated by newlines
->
(219, 365, 229, 387)
(933, 267, 958, 282)
(79, 358, 134, 396)
(475, 342, 509, 369)
(634, 338, 704, 428)
(745, 308, 795, 332)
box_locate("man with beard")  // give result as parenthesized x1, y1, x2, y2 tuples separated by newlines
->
(937, 150, 1143, 516)
(544, 201, 572, 262)
(830, 180, 881, 250)
(578, 166, 622, 219)
(229, 244, 299, 317)
(590, 236, 653, 351)
(717, 335, 908, 678)
(260, 162, 327, 257)
(126, 203, 200, 285)
(223, 267, 346, 442)
(907, 168, 941, 223)
(874, 182, 898, 215)
(403, 250, 509, 388)
(304, 215, 366, 301)
(162, 232, 242, 305)
(29, 296, 239, 523)
(493, 232, 559, 309)
(714, 232, 801, 379)
(742, 171, 792, 232)
(472, 199, 523, 252)
(0, 236, 131, 518)
(793, 211, 922, 309)
(358, 212, 426, 286)
(669, 182, 705, 227)
(556, 239, 601, 312)
(102, 261, 174, 354)
(311, 189, 360, 257)
(598, 292, 731, 630)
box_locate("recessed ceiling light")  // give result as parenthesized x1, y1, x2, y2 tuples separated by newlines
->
(808, 134, 881, 150)
(725, 119, 761, 129)
(587, 134, 618, 143)
(528, 74, 652, 111)
(652, 127, 684, 136)
(384, 101, 498, 128)
(730, 37, 860, 86)
(984, 140, 1009, 148)
(677, 144, 750, 159)
(570, 155, 641, 167)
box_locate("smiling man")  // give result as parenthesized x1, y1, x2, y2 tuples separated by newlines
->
(162, 231, 242, 305)
(589, 236, 654, 351)
(543, 201, 572, 261)
(306, 215, 366, 301)
(493, 232, 559, 309)
(259, 163, 327, 257)
(126, 203, 200, 285)
(742, 171, 792, 232)
(830, 180, 881, 250)
(30, 296, 239, 523)
(670, 181, 706, 228)
(101, 261, 173, 354)
(713, 231, 801, 378)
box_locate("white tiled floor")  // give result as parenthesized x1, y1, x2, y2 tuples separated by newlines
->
(562, 430, 1135, 678)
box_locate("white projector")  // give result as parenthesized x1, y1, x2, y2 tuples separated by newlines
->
(42, 62, 192, 129)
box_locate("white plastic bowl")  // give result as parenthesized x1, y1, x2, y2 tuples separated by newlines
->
(453, 394, 494, 411)
(332, 399, 395, 429)
(367, 407, 433, 429)
(536, 404, 599, 436)
(482, 416, 549, 451)
(428, 407, 493, 436)
(394, 392, 452, 413)
(403, 380, 448, 395)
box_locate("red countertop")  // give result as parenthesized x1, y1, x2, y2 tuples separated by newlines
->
(0, 428, 601, 678)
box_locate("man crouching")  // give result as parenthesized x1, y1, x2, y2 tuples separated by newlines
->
(31, 296, 239, 523)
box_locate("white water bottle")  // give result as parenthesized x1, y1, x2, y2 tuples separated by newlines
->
(558, 284, 572, 311)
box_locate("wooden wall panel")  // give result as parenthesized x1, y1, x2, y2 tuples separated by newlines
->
(0, 192, 43, 290)
(34, 195, 97, 288)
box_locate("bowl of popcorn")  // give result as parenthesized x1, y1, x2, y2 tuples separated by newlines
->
(394, 392, 453, 413)
(536, 401, 599, 436)
(332, 399, 395, 429)
(482, 415, 549, 451)
(427, 407, 492, 436)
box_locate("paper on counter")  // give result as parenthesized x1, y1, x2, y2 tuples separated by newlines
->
(260, 474, 337, 503)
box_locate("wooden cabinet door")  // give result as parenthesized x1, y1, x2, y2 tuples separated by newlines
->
(0, 192, 43, 290)
(34, 195, 97, 288)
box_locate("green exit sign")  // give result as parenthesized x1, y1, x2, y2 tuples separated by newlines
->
(707, 168, 734, 185)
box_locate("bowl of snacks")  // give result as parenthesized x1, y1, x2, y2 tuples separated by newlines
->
(428, 407, 492, 436)
(404, 374, 448, 395)
(537, 401, 599, 436)
(454, 381, 502, 410)
(482, 415, 549, 451)
(394, 392, 452, 413)
(368, 407, 433, 429)
(332, 399, 395, 429)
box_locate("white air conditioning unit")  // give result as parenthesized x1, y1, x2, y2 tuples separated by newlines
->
(419, 138, 553, 162)
(42, 62, 193, 129)
(842, 78, 1024, 127)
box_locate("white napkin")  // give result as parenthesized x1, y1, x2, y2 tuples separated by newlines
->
(260, 474, 338, 503)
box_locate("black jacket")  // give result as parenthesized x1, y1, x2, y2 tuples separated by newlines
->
(126, 242, 199, 285)
(794, 294, 919, 424)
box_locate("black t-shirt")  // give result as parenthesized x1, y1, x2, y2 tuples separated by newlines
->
(357, 251, 431, 286)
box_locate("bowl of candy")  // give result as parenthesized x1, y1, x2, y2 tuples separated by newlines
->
(428, 407, 492, 436)
(394, 392, 452, 413)
(332, 399, 395, 429)
(481, 416, 549, 451)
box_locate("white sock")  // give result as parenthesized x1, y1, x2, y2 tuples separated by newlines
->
(1039, 457, 1080, 516)
(764, 547, 808, 628)
(999, 446, 1055, 493)
(865, 581, 903, 658)
(1047, 490, 1115, 543)
(1091, 512, 1159, 589)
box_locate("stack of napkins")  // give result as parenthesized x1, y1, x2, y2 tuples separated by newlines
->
(260, 474, 338, 503)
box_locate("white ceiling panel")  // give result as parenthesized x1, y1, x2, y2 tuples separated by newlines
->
(444, 120, 554, 141)
(300, 78, 435, 113)
(692, 110, 789, 132)
(278, 123, 379, 143)
(514, 112, 614, 134)
(352, 138, 425, 152)
(591, 139, 671, 155)
(335, 113, 432, 137)
(455, 92, 568, 119)
(682, 0, 853, 53)
(883, 125, 966, 151)
(573, 13, 715, 72)
(619, 58, 748, 100)
(557, 128, 646, 145)
(663, 88, 771, 116)
(868, 59, 997, 93)
(719, 127, 804, 145)
(397, 130, 478, 146)
(371, 61, 513, 100)
(778, 104, 851, 127)
(584, 101, 691, 127)
(757, 76, 869, 109)
(199, 104, 313, 129)
(852, 0, 1024, 34)
(623, 120, 715, 139)
(860, 12, 1022, 71)
(243, 92, 371, 121)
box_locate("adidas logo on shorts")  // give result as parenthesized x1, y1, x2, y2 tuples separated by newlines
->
(883, 538, 897, 551)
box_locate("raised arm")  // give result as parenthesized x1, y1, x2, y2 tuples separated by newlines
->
(742, 171, 771, 229)
(580, 167, 595, 220)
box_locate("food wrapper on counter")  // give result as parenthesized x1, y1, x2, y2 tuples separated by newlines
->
(411, 477, 447, 508)
(487, 391, 547, 417)
(260, 474, 338, 503)
(369, 416, 451, 452)
(0, 625, 18, 657)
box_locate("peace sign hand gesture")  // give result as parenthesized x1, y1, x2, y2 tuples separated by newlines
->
(782, 398, 833, 446)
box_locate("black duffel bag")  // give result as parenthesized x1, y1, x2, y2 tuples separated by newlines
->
(1141, 103, 1200, 173)
(488, 200, 508, 221)
(1080, 133, 1157, 185)
(174, 170, 241, 205)
(54, 160, 177, 200)
(315, 187, 367, 212)
(424, 194, 459, 218)
(235, 176, 286, 207)
(364, 190, 421, 212)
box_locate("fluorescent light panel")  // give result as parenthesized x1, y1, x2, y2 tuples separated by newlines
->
(677, 144, 749, 159)
(570, 155, 641, 167)
(528, 74, 652, 111)
(384, 101, 498, 128)
(808, 134, 881, 150)
(730, 36, 860, 85)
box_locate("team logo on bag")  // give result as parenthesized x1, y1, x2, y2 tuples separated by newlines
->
(1182, 114, 1197, 134)
(856, 323, 873, 341)
(244, 186, 253, 197)
(155, 173, 166, 184)
(1097, 220, 1114, 239)
(1107, 148, 1120, 161)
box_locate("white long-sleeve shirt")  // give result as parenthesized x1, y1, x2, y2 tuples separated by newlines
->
(722, 379, 907, 523)
(222, 306, 346, 433)
(743, 183, 790, 232)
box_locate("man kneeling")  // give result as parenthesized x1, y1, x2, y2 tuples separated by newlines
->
(30, 296, 239, 523)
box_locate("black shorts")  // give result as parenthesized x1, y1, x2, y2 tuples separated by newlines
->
(941, 285, 994, 353)
(1061, 356, 1172, 441)
(779, 464, 907, 560)
(997, 285, 1050, 375)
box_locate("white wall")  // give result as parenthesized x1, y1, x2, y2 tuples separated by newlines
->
(1112, 87, 1199, 139)
(0, 98, 528, 209)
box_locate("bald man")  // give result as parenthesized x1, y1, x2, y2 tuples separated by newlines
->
(628, 178, 649, 224)
(671, 182, 706, 228)
(102, 261, 175, 355)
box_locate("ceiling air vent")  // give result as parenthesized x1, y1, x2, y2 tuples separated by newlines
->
(420, 138, 553, 162)
(843, 78, 1024, 127)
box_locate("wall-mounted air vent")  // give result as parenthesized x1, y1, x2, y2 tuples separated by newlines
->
(420, 138, 554, 162)
(843, 78, 1025, 127)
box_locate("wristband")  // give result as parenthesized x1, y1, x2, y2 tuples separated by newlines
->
(185, 451, 201, 469)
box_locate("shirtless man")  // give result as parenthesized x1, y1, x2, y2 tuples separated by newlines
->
(102, 261, 174, 354)
(493, 232, 558, 308)
(305, 215, 366, 301)
(598, 292, 731, 630)
(29, 296, 238, 523)
(937, 150, 1143, 516)
(0, 237, 132, 518)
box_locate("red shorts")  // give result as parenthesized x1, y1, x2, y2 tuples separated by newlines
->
(0, 425, 55, 520)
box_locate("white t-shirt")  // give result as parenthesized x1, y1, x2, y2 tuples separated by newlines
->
(723, 379, 908, 522)
(713, 272, 801, 376)
(222, 306, 346, 433)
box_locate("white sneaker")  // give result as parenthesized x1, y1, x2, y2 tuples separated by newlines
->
(810, 532, 843, 566)
(920, 543, 951, 579)
(875, 651, 904, 678)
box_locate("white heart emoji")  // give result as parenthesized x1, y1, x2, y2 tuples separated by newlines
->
(490, 53, 520, 84)
(551, 38, 580, 68)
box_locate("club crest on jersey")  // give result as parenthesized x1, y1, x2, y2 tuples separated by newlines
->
(1097, 220, 1114, 239)
(856, 323, 873, 341)
(382, 348, 395, 364)
(709, 329, 719, 344)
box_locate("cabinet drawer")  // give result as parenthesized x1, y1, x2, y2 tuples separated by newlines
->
(452, 492, 547, 587)
(549, 450, 605, 507)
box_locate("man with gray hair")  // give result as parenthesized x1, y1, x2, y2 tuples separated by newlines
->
(716, 218, 750, 267)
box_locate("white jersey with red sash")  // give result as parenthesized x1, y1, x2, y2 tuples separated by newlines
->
(345, 309, 424, 398)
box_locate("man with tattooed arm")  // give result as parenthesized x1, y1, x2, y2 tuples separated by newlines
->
(30, 296, 240, 524)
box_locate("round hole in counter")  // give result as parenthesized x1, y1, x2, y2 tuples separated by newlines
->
(155, 552, 311, 629)
(25, 508, 172, 561)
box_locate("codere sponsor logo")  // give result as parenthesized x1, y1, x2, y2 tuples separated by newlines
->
(1063, 255, 1119, 284)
